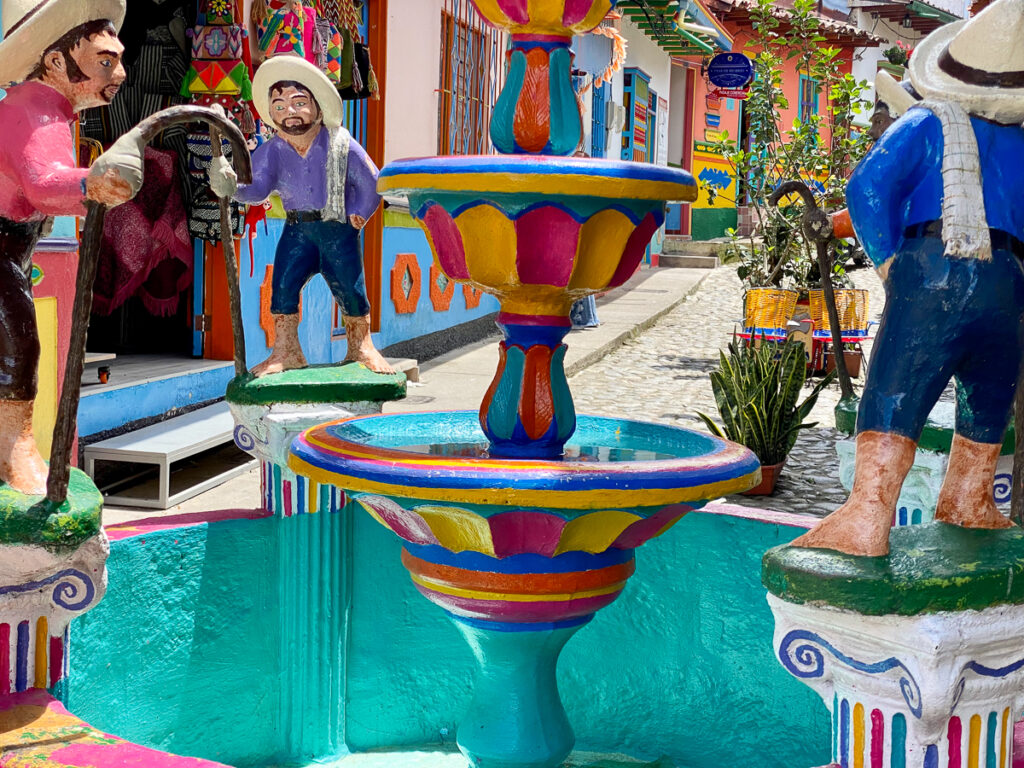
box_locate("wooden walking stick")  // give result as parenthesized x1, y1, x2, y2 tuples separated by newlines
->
(45, 106, 252, 508)
(210, 124, 248, 379)
(770, 180, 855, 401)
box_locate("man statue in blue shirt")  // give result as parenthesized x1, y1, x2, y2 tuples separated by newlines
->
(794, 0, 1024, 556)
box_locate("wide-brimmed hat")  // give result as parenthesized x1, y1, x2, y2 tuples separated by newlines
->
(0, 0, 126, 86)
(252, 55, 343, 130)
(909, 0, 1024, 124)
(875, 70, 918, 117)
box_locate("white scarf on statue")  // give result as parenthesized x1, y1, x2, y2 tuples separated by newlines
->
(323, 125, 351, 223)
(912, 100, 992, 261)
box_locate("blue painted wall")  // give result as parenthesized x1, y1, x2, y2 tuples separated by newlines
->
(67, 507, 831, 767)
(239, 214, 499, 369)
(375, 218, 500, 349)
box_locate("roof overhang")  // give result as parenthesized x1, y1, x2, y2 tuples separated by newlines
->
(705, 0, 887, 46)
(849, 0, 962, 34)
(616, 0, 734, 55)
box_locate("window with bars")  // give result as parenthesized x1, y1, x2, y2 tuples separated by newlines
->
(438, 2, 506, 155)
(799, 74, 820, 123)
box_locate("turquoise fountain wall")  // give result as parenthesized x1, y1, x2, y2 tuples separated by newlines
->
(65, 507, 830, 767)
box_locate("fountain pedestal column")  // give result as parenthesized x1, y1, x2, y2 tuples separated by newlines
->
(455, 620, 585, 768)
(481, 315, 574, 458)
(765, 523, 1024, 768)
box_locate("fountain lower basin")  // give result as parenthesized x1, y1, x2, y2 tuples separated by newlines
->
(289, 411, 758, 768)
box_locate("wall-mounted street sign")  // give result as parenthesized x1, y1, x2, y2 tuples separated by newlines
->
(707, 52, 754, 89)
(708, 87, 752, 100)
(707, 52, 754, 101)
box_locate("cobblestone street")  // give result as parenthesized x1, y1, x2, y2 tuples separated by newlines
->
(570, 264, 885, 518)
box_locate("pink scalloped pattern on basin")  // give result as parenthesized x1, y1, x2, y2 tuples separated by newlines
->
(357, 495, 693, 557)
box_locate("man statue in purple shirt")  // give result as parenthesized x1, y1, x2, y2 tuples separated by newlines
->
(212, 55, 393, 376)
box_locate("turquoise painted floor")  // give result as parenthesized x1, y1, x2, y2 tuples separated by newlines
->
(274, 750, 673, 768)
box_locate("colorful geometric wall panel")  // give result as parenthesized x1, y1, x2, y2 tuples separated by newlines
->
(429, 264, 455, 312)
(390, 253, 422, 315)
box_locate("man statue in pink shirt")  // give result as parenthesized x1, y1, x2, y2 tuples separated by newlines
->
(0, 0, 146, 495)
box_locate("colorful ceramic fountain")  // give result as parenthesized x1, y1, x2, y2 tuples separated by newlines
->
(289, 3, 760, 767)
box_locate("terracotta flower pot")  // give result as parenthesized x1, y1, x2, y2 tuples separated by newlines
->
(742, 461, 785, 496)
(825, 349, 863, 379)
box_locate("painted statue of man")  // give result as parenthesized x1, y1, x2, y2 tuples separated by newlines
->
(211, 55, 393, 376)
(0, 0, 146, 495)
(795, 0, 1024, 556)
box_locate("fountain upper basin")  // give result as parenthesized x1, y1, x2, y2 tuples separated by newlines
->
(378, 156, 698, 317)
(289, 411, 760, 511)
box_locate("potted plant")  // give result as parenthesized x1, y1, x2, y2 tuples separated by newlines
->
(699, 337, 835, 495)
(878, 42, 911, 78)
(824, 341, 863, 379)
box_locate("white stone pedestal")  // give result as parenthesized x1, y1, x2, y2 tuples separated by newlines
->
(0, 535, 108, 692)
(229, 401, 380, 517)
(769, 594, 1024, 767)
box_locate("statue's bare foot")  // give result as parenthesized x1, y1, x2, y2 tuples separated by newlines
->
(346, 347, 395, 375)
(0, 402, 47, 495)
(252, 349, 308, 379)
(343, 314, 395, 374)
(790, 500, 893, 557)
(935, 500, 1014, 530)
(934, 434, 1013, 531)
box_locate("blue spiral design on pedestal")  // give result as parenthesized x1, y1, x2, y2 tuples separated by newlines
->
(779, 629, 922, 718)
(0, 569, 97, 612)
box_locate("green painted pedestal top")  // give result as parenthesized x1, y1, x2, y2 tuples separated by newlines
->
(226, 364, 407, 407)
(0, 469, 102, 550)
(764, 522, 1024, 616)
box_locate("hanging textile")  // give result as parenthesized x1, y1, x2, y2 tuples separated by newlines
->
(93, 147, 194, 317)
(184, 0, 258, 241)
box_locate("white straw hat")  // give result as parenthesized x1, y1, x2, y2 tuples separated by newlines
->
(252, 55, 343, 130)
(0, 0, 126, 86)
(908, 0, 1024, 123)
(875, 70, 917, 117)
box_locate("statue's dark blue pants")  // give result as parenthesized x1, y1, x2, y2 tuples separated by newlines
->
(271, 218, 371, 318)
(858, 226, 1024, 445)
(0, 217, 43, 401)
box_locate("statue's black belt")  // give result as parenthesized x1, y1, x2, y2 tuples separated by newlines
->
(286, 210, 323, 225)
(904, 220, 1024, 257)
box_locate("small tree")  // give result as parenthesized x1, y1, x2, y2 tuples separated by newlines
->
(707, 0, 872, 290)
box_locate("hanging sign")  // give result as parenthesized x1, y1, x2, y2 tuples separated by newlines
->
(707, 52, 755, 89)
(708, 87, 751, 100)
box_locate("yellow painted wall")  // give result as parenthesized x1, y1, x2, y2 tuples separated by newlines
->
(33, 297, 58, 459)
(692, 141, 737, 210)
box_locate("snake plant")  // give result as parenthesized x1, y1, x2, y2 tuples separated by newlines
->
(698, 338, 835, 467)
